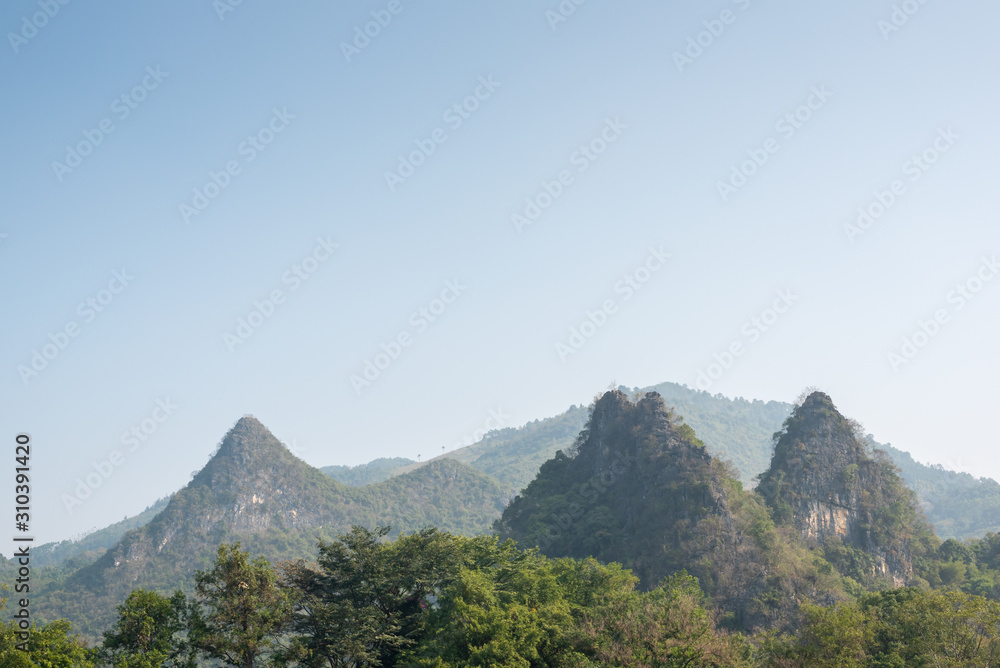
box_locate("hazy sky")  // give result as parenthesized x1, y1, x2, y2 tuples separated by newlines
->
(2, 0, 998, 549)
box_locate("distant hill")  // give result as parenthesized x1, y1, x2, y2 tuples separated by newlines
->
(320, 457, 415, 486)
(28, 497, 171, 568)
(880, 443, 1000, 540)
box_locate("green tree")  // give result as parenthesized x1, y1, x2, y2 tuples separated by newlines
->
(794, 602, 869, 668)
(97, 589, 195, 668)
(0, 618, 94, 668)
(886, 589, 1000, 667)
(190, 542, 290, 668)
(580, 571, 752, 668)
(403, 537, 588, 668)
(280, 525, 463, 667)
(761, 589, 1000, 668)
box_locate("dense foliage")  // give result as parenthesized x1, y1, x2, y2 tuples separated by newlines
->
(0, 617, 94, 667)
(760, 588, 1000, 667)
(6, 525, 1000, 667)
(97, 589, 195, 668)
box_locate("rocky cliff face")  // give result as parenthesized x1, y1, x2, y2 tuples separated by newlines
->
(756, 392, 921, 586)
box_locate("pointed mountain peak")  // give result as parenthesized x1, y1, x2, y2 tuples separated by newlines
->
(758, 391, 865, 494)
(766, 391, 864, 462)
(583, 389, 633, 433)
(211, 415, 292, 465)
(798, 390, 835, 412)
(498, 389, 729, 587)
(581, 390, 676, 457)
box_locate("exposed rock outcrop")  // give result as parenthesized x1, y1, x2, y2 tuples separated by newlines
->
(756, 392, 924, 586)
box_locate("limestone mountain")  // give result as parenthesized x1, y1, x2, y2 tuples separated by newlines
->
(495, 390, 847, 631)
(756, 392, 931, 586)
(36, 416, 509, 638)
(319, 381, 998, 542)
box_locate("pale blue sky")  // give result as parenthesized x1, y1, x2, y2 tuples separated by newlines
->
(2, 0, 998, 548)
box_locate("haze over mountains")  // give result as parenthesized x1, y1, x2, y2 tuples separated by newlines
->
(6, 380, 1000, 640)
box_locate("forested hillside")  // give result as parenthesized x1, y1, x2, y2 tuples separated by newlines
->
(25, 417, 509, 638)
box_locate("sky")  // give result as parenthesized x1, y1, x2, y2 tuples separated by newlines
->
(1, 0, 998, 550)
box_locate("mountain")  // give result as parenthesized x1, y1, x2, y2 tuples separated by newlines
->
(35, 416, 508, 638)
(365, 382, 998, 541)
(756, 392, 930, 586)
(321, 457, 415, 486)
(495, 390, 848, 631)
